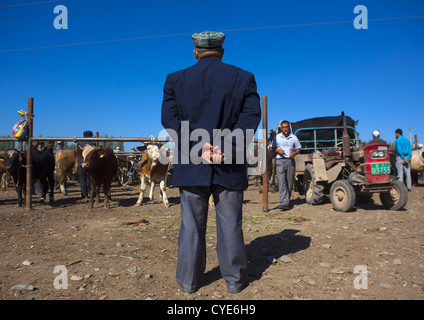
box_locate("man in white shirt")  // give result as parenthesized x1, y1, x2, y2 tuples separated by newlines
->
(270, 120, 301, 210)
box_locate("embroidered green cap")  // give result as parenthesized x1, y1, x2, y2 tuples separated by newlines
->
(192, 30, 225, 49)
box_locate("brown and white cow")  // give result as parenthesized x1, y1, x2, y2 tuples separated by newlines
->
(135, 144, 169, 207)
(80, 146, 118, 210)
(55, 149, 78, 195)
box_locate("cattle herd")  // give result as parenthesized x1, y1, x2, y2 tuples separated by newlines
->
(0, 143, 170, 210)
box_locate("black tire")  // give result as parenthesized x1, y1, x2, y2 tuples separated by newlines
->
(330, 180, 356, 212)
(304, 164, 324, 205)
(356, 193, 372, 204)
(295, 175, 304, 195)
(379, 179, 408, 211)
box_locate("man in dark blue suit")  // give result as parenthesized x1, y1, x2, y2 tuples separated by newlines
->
(161, 31, 261, 293)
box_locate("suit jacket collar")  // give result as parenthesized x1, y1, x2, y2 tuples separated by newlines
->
(196, 56, 222, 65)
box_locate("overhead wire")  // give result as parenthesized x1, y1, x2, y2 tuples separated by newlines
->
(0, 0, 66, 8)
(1, 15, 423, 53)
(0, 0, 214, 18)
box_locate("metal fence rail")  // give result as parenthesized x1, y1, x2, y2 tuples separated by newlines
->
(1, 97, 269, 211)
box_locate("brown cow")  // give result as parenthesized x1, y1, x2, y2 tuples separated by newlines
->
(0, 158, 6, 190)
(81, 146, 118, 210)
(55, 149, 78, 195)
(115, 153, 131, 185)
(135, 144, 169, 207)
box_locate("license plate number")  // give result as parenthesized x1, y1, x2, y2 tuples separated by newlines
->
(371, 163, 390, 175)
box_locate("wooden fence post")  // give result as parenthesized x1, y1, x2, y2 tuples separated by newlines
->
(262, 96, 269, 212)
(26, 98, 34, 211)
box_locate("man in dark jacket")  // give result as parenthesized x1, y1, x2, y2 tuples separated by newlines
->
(366, 130, 387, 145)
(161, 31, 261, 294)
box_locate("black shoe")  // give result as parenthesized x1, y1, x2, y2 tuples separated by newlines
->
(227, 282, 248, 294)
(278, 204, 290, 211)
(180, 286, 198, 294)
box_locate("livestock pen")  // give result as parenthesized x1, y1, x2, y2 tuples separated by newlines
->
(0, 97, 270, 211)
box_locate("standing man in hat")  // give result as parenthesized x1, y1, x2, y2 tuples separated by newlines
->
(366, 130, 387, 145)
(270, 120, 301, 210)
(395, 128, 412, 191)
(55, 141, 65, 154)
(75, 130, 96, 200)
(161, 31, 261, 293)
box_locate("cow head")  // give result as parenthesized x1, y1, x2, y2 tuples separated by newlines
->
(4, 149, 23, 172)
(81, 145, 96, 168)
(146, 144, 161, 164)
(137, 144, 168, 165)
(82, 144, 96, 161)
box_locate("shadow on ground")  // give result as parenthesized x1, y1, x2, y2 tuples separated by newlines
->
(200, 229, 311, 289)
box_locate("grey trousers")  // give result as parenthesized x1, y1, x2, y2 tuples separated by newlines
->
(177, 185, 248, 292)
(276, 158, 295, 207)
(396, 156, 412, 190)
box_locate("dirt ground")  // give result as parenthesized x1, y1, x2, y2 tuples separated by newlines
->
(1, 177, 423, 301)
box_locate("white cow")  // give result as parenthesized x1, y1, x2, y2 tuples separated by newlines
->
(135, 144, 170, 207)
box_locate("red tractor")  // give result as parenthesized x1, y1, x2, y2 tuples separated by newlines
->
(294, 113, 408, 212)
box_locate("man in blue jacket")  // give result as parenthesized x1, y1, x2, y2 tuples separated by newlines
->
(161, 31, 261, 294)
(395, 128, 412, 191)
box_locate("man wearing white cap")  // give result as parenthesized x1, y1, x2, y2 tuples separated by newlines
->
(366, 130, 387, 145)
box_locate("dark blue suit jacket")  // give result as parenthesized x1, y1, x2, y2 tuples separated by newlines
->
(161, 56, 261, 190)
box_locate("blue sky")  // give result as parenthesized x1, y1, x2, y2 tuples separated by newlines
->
(1, 0, 423, 150)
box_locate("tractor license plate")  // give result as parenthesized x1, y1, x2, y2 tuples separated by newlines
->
(371, 163, 390, 175)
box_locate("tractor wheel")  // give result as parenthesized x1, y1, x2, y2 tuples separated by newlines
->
(303, 164, 324, 205)
(379, 179, 408, 211)
(329, 180, 356, 212)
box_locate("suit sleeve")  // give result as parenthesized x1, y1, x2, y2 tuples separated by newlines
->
(233, 73, 261, 134)
(218, 73, 261, 164)
(161, 74, 181, 141)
